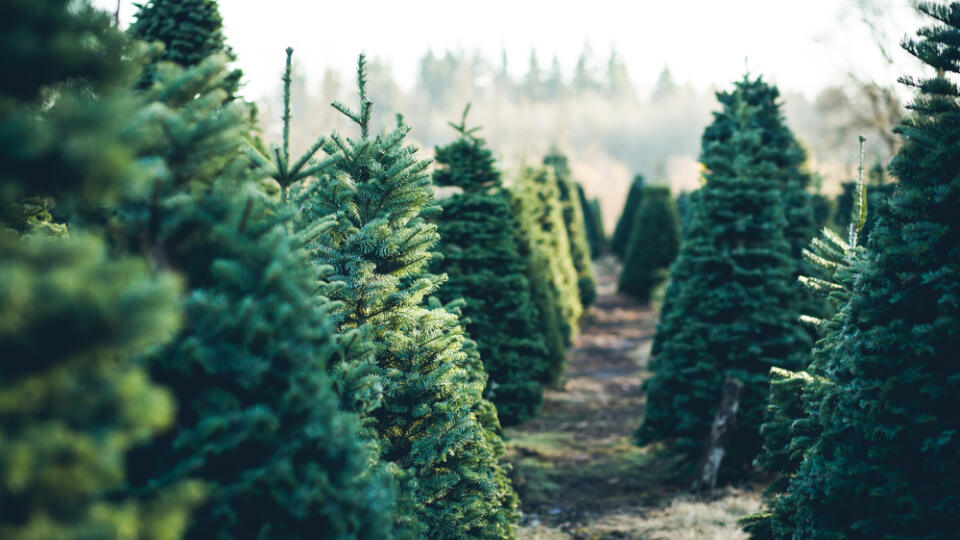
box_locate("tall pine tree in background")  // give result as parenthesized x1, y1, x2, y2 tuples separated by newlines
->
(638, 85, 809, 479)
(430, 107, 550, 425)
(0, 2, 201, 536)
(295, 56, 518, 539)
(618, 186, 679, 302)
(577, 184, 606, 258)
(129, 0, 241, 94)
(760, 5, 960, 536)
(545, 149, 597, 307)
(611, 175, 645, 257)
(511, 165, 583, 382)
(121, 47, 398, 538)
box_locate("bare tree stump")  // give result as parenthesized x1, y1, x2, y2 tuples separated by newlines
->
(692, 376, 744, 493)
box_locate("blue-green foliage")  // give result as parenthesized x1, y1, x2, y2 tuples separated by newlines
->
(755, 4, 960, 537)
(638, 85, 810, 480)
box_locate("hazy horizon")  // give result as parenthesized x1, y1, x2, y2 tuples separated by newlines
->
(96, 0, 922, 101)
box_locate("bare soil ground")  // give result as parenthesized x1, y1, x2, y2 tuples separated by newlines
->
(506, 258, 762, 540)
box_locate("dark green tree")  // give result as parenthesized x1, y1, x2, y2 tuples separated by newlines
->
(123, 54, 398, 539)
(757, 5, 960, 537)
(430, 107, 550, 425)
(577, 184, 606, 258)
(296, 56, 518, 539)
(611, 175, 645, 257)
(545, 149, 597, 307)
(129, 0, 241, 94)
(618, 186, 680, 302)
(0, 2, 201, 536)
(637, 87, 810, 479)
(702, 75, 816, 262)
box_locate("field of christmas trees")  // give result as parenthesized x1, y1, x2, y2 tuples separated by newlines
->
(2, 1, 959, 538)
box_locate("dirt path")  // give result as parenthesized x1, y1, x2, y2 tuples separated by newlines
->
(507, 258, 762, 540)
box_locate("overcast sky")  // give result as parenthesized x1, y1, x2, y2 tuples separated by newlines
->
(94, 0, 923, 100)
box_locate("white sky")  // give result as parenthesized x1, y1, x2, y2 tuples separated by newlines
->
(95, 0, 923, 100)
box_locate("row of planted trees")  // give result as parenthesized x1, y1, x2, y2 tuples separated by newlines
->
(627, 3, 960, 538)
(0, 0, 604, 539)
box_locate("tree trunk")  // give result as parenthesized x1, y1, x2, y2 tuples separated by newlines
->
(692, 376, 744, 493)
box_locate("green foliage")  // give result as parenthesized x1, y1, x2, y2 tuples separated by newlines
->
(296, 56, 518, 539)
(122, 53, 397, 539)
(511, 165, 583, 382)
(130, 0, 241, 94)
(758, 5, 960, 536)
(431, 112, 550, 425)
(611, 175, 645, 257)
(578, 184, 606, 258)
(638, 85, 810, 480)
(743, 227, 858, 539)
(618, 186, 679, 302)
(545, 149, 597, 307)
(0, 2, 201, 536)
(834, 180, 896, 242)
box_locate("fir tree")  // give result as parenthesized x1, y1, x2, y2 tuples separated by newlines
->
(760, 5, 960, 536)
(618, 186, 680, 302)
(702, 75, 816, 262)
(430, 106, 550, 425)
(611, 175, 645, 257)
(511, 165, 583, 380)
(637, 86, 810, 479)
(123, 53, 397, 539)
(577, 184, 606, 258)
(295, 55, 518, 539)
(0, 2, 201, 536)
(129, 0, 241, 94)
(545, 149, 597, 307)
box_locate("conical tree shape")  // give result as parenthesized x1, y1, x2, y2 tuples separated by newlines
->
(577, 184, 606, 258)
(296, 56, 518, 539)
(761, 5, 960, 537)
(129, 0, 241, 94)
(702, 75, 816, 262)
(123, 55, 397, 539)
(510, 165, 582, 381)
(637, 86, 809, 480)
(0, 2, 201, 536)
(545, 149, 597, 307)
(703, 75, 819, 327)
(611, 175, 645, 257)
(431, 108, 550, 425)
(618, 186, 680, 302)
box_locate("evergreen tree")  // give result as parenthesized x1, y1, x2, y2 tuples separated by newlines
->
(618, 186, 680, 302)
(123, 53, 397, 539)
(129, 0, 241, 94)
(509, 170, 571, 385)
(545, 149, 597, 307)
(0, 2, 201, 536)
(430, 107, 550, 425)
(296, 55, 518, 539)
(703, 75, 819, 326)
(637, 87, 810, 479)
(611, 175, 645, 257)
(759, 5, 960, 536)
(511, 166, 583, 363)
(702, 75, 815, 263)
(577, 183, 606, 258)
